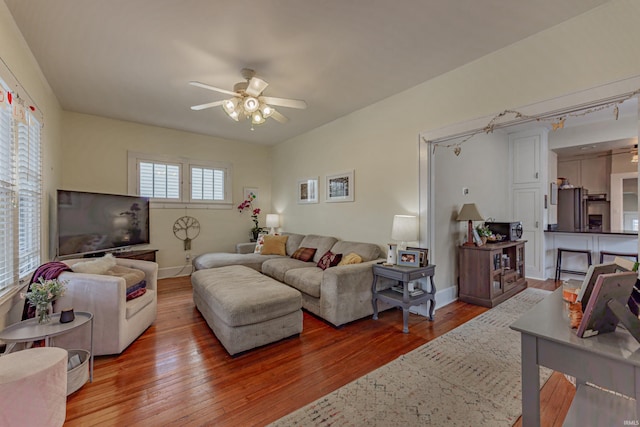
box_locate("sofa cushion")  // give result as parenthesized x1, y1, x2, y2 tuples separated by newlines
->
(125, 289, 155, 319)
(317, 250, 343, 270)
(330, 241, 383, 262)
(192, 252, 281, 271)
(338, 252, 363, 265)
(69, 253, 116, 274)
(261, 235, 289, 256)
(298, 235, 339, 263)
(283, 268, 323, 298)
(283, 233, 306, 256)
(106, 265, 146, 288)
(291, 247, 317, 262)
(262, 257, 315, 282)
(253, 234, 266, 253)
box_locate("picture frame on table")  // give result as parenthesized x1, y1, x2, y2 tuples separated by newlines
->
(397, 250, 420, 267)
(406, 247, 428, 267)
(472, 228, 483, 246)
(297, 177, 319, 204)
(326, 170, 354, 202)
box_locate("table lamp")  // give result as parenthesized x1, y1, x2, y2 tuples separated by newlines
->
(266, 214, 280, 235)
(391, 215, 418, 251)
(457, 203, 484, 246)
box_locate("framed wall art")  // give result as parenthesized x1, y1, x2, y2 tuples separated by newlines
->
(326, 170, 354, 203)
(297, 177, 319, 204)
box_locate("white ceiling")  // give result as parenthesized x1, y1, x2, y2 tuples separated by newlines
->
(5, 0, 610, 145)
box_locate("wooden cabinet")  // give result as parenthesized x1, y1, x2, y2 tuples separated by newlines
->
(113, 249, 157, 262)
(458, 241, 527, 307)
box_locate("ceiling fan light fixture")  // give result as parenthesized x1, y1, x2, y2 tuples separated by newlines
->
(252, 111, 265, 125)
(260, 104, 274, 118)
(243, 96, 259, 113)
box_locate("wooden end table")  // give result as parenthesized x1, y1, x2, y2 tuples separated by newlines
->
(0, 311, 94, 382)
(371, 263, 436, 333)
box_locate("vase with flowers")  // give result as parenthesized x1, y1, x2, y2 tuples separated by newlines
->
(22, 277, 67, 324)
(238, 192, 264, 241)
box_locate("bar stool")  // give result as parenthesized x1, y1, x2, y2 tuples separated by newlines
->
(599, 251, 639, 264)
(555, 248, 593, 281)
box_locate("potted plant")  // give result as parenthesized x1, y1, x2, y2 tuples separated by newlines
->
(475, 224, 492, 245)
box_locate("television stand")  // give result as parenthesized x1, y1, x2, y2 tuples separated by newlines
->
(113, 249, 157, 262)
(82, 249, 157, 262)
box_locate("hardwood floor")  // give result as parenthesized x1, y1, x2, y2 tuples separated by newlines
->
(63, 276, 574, 426)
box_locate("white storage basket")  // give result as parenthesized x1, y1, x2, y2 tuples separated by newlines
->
(66, 349, 89, 395)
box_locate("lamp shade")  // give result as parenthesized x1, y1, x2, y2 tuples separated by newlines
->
(266, 214, 280, 228)
(456, 203, 484, 222)
(391, 215, 418, 242)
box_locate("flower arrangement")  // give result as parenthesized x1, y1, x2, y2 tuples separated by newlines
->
(475, 224, 492, 237)
(238, 192, 263, 239)
(22, 277, 67, 324)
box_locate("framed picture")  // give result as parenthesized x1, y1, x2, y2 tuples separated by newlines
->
(297, 177, 319, 204)
(326, 170, 354, 202)
(243, 187, 258, 202)
(472, 228, 483, 246)
(397, 250, 420, 267)
(406, 247, 428, 267)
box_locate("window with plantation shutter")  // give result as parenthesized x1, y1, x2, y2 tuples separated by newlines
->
(128, 152, 232, 208)
(0, 76, 42, 294)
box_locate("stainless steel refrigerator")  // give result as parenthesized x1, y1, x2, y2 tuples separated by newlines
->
(557, 187, 588, 231)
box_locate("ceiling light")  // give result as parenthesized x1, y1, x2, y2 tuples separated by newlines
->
(251, 111, 265, 125)
(260, 104, 274, 118)
(243, 96, 259, 113)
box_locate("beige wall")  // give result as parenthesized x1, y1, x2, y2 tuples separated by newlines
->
(273, 0, 640, 296)
(60, 112, 272, 275)
(0, 0, 63, 328)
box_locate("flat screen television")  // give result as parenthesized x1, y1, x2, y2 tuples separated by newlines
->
(57, 189, 150, 258)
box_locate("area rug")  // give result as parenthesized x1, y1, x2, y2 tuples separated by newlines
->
(269, 288, 553, 427)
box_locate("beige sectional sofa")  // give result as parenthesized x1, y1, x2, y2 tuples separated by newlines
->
(192, 233, 389, 327)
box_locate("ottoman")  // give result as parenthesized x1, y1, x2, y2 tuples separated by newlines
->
(192, 265, 303, 355)
(0, 347, 68, 427)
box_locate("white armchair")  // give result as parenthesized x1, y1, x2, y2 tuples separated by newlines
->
(51, 258, 158, 356)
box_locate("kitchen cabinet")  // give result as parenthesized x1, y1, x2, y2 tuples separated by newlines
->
(581, 156, 610, 195)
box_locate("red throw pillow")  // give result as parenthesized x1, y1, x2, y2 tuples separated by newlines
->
(317, 250, 343, 270)
(291, 247, 317, 262)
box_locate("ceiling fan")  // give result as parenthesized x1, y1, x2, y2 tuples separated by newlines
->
(189, 68, 307, 126)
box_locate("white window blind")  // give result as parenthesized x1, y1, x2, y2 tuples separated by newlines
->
(0, 88, 15, 291)
(191, 166, 225, 201)
(139, 161, 181, 200)
(0, 76, 42, 292)
(128, 151, 232, 207)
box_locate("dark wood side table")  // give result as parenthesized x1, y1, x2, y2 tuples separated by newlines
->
(371, 263, 436, 333)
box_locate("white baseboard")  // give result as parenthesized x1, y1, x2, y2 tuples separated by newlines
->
(410, 285, 457, 317)
(159, 265, 193, 279)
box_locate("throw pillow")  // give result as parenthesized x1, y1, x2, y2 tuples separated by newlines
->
(317, 250, 343, 270)
(291, 247, 317, 262)
(71, 253, 117, 275)
(107, 265, 146, 288)
(261, 235, 289, 256)
(338, 252, 362, 266)
(253, 233, 266, 254)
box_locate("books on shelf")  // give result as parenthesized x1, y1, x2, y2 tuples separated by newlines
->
(391, 284, 424, 297)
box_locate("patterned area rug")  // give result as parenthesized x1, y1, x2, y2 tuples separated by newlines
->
(269, 288, 553, 427)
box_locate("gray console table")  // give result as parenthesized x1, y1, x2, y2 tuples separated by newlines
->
(510, 288, 640, 426)
(371, 263, 436, 333)
(0, 311, 94, 382)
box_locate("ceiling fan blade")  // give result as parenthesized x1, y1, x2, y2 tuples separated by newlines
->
(245, 77, 269, 97)
(271, 109, 289, 123)
(190, 100, 226, 111)
(261, 96, 307, 109)
(189, 81, 239, 97)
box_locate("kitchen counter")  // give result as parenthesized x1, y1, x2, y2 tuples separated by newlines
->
(544, 230, 638, 279)
(545, 229, 637, 236)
